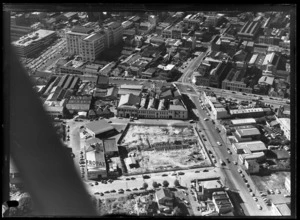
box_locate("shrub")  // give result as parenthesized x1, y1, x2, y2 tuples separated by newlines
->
(174, 179, 180, 187)
(163, 180, 169, 187)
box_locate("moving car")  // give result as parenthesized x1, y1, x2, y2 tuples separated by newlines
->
(253, 197, 258, 201)
(217, 141, 222, 146)
(257, 205, 262, 210)
(204, 118, 209, 121)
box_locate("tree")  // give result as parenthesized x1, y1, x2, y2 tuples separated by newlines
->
(143, 182, 148, 190)
(152, 181, 159, 188)
(163, 180, 169, 188)
(174, 179, 180, 187)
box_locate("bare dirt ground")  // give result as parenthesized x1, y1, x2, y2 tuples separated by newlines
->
(251, 171, 290, 193)
(121, 124, 211, 173)
(122, 124, 196, 151)
(128, 146, 211, 173)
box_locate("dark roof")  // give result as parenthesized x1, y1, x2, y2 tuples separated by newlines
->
(85, 120, 115, 135)
(71, 26, 94, 34)
(97, 75, 109, 85)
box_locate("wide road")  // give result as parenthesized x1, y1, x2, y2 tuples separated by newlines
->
(190, 94, 274, 215)
(179, 81, 289, 108)
(178, 49, 211, 83)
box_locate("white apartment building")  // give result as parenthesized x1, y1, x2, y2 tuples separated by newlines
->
(276, 117, 290, 140)
(66, 26, 94, 55)
(80, 32, 106, 62)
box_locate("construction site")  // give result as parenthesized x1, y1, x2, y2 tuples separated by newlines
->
(118, 124, 212, 173)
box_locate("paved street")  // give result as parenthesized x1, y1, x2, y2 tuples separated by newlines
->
(187, 92, 274, 215)
(178, 49, 210, 83)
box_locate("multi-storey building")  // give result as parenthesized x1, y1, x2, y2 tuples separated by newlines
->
(66, 26, 94, 55)
(12, 29, 57, 57)
(103, 21, 124, 48)
(80, 32, 106, 62)
(117, 93, 188, 120)
(222, 68, 253, 93)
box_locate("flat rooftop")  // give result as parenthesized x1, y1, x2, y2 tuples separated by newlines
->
(13, 29, 55, 47)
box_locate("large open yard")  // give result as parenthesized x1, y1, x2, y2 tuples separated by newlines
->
(119, 124, 212, 173)
(251, 171, 290, 193)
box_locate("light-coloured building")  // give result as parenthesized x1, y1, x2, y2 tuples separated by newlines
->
(230, 118, 256, 126)
(233, 141, 267, 154)
(244, 159, 260, 173)
(85, 138, 107, 179)
(12, 29, 57, 57)
(276, 117, 290, 140)
(212, 191, 234, 214)
(285, 175, 290, 193)
(66, 26, 94, 55)
(212, 107, 230, 120)
(117, 93, 188, 120)
(80, 32, 106, 62)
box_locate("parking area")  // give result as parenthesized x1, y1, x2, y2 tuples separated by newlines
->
(251, 172, 290, 195)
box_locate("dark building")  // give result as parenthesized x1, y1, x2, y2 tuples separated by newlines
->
(96, 75, 109, 89)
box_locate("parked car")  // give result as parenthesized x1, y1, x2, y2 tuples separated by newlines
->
(110, 190, 116, 193)
(162, 174, 168, 177)
(238, 169, 242, 173)
(95, 182, 99, 185)
(126, 189, 131, 192)
(233, 161, 237, 165)
(253, 197, 258, 201)
(104, 191, 110, 194)
(217, 141, 222, 146)
(131, 177, 136, 180)
(132, 188, 138, 191)
(178, 172, 185, 175)
(204, 118, 209, 121)
(257, 204, 262, 210)
(203, 169, 209, 172)
(100, 193, 104, 196)
(126, 178, 131, 181)
(195, 170, 200, 173)
(94, 192, 100, 195)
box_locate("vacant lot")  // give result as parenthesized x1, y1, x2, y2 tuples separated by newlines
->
(121, 124, 197, 151)
(133, 146, 211, 173)
(251, 171, 290, 193)
(120, 124, 212, 173)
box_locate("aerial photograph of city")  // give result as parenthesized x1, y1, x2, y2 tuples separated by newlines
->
(3, 4, 295, 217)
